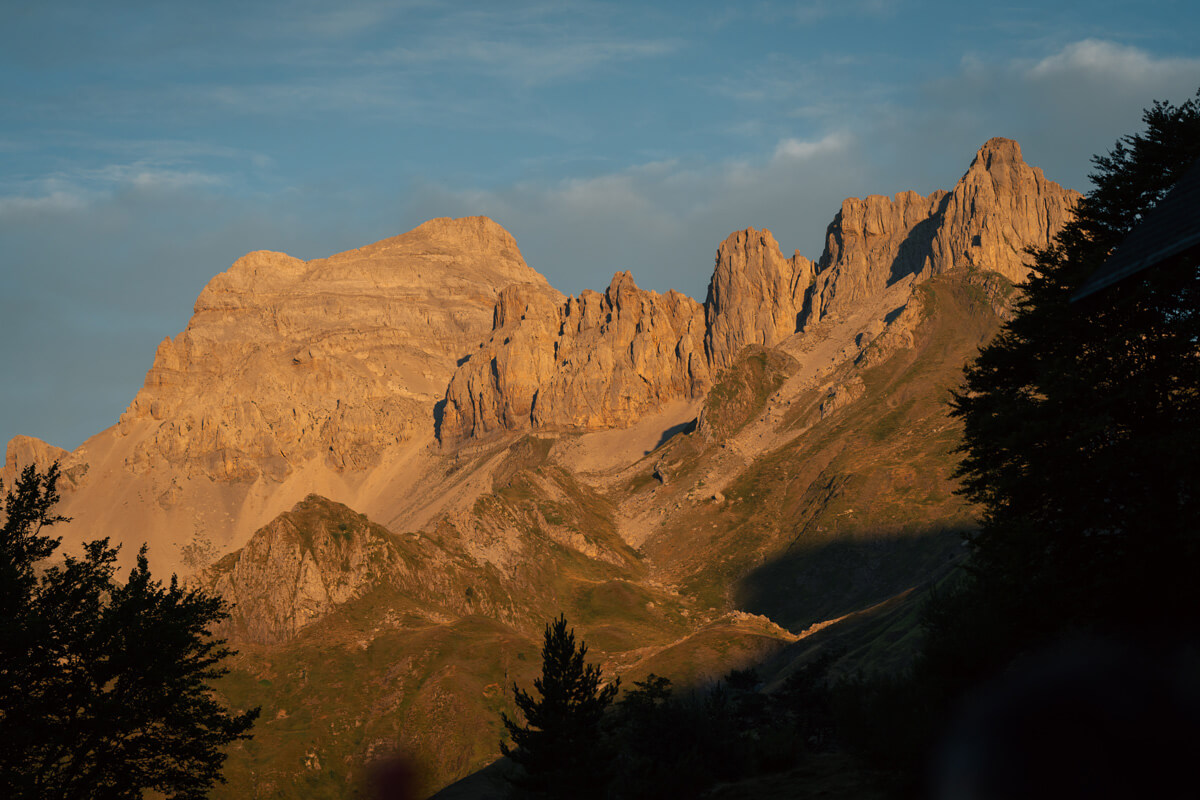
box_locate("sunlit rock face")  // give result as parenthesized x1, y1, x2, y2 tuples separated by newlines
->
(119, 216, 547, 480)
(704, 227, 814, 374)
(808, 137, 1079, 323)
(1, 435, 85, 491)
(439, 271, 710, 443)
(440, 139, 1078, 443)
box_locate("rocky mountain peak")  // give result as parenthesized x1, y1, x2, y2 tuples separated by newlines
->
(807, 138, 1079, 322)
(119, 217, 546, 482)
(970, 136, 1024, 169)
(440, 141, 1078, 444)
(705, 227, 814, 373)
(2, 435, 75, 490)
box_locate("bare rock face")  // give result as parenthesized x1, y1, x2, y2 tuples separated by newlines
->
(440, 271, 710, 443)
(704, 228, 814, 374)
(120, 217, 547, 480)
(808, 190, 948, 323)
(809, 138, 1079, 322)
(438, 282, 567, 442)
(929, 137, 1079, 281)
(208, 496, 399, 643)
(2, 435, 86, 491)
(208, 494, 508, 644)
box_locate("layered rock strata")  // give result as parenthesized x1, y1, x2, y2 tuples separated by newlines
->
(119, 217, 547, 480)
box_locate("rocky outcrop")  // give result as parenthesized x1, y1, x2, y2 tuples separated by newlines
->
(120, 217, 547, 480)
(929, 138, 1078, 282)
(2, 435, 87, 492)
(208, 494, 506, 644)
(808, 190, 948, 322)
(441, 139, 1076, 445)
(440, 272, 710, 443)
(808, 138, 1078, 322)
(208, 496, 402, 643)
(704, 228, 814, 373)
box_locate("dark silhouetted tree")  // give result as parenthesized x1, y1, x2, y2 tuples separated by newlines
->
(0, 464, 259, 800)
(834, 91, 1200, 788)
(933, 89, 1200, 680)
(500, 614, 617, 798)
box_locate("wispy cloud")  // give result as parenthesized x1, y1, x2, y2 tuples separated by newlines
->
(364, 34, 680, 84)
(0, 161, 230, 218)
(773, 131, 850, 161)
(405, 129, 868, 298)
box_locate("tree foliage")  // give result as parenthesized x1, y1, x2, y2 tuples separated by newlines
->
(939, 89, 1200, 662)
(834, 90, 1200, 789)
(0, 464, 258, 800)
(500, 615, 618, 798)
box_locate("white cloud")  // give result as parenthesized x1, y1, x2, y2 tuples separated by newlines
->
(1028, 38, 1200, 85)
(773, 132, 851, 162)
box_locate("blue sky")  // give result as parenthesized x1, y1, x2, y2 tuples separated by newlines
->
(2, 0, 1198, 451)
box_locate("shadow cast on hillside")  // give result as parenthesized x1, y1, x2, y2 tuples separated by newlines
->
(736, 523, 967, 633)
(647, 418, 697, 454)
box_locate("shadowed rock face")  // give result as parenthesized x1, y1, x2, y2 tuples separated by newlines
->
(439, 272, 709, 443)
(118, 217, 546, 480)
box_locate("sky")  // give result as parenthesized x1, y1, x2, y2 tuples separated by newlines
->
(2, 0, 1198, 452)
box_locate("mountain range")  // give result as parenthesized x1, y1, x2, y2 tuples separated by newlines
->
(4, 137, 1079, 798)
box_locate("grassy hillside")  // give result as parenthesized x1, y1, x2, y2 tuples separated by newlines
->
(642, 273, 1001, 632)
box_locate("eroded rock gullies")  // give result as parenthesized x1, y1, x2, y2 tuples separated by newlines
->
(207, 494, 509, 644)
(440, 272, 709, 443)
(119, 217, 547, 480)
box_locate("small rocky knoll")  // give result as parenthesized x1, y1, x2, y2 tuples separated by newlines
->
(207, 494, 513, 644)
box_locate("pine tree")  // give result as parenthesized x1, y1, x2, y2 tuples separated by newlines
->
(0, 464, 258, 799)
(501, 614, 618, 798)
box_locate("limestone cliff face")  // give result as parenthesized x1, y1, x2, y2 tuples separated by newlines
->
(120, 217, 546, 480)
(808, 190, 948, 322)
(809, 138, 1078, 322)
(440, 272, 709, 443)
(704, 228, 814, 373)
(439, 141, 1076, 444)
(929, 137, 1078, 281)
